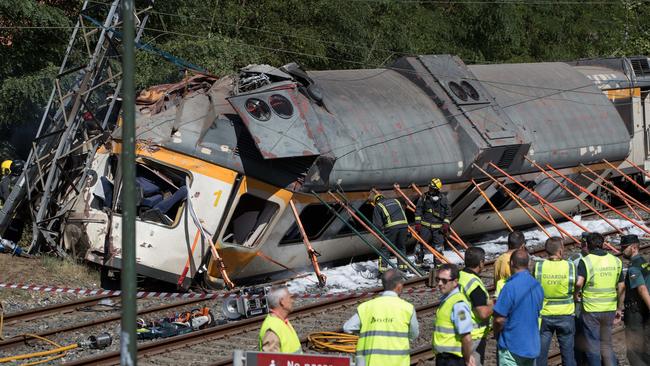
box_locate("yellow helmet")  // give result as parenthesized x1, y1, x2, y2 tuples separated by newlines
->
(369, 192, 384, 204)
(429, 178, 442, 190)
(1, 160, 12, 176)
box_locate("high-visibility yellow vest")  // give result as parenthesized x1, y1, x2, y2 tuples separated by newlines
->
(377, 200, 408, 229)
(258, 315, 302, 353)
(356, 295, 413, 366)
(581, 253, 622, 313)
(534, 259, 576, 316)
(458, 271, 490, 339)
(432, 290, 468, 357)
(495, 278, 506, 299)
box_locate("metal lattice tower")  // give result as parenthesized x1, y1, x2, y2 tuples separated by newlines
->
(0, 0, 152, 254)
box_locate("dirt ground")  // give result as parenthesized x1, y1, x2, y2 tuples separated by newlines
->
(0, 252, 100, 313)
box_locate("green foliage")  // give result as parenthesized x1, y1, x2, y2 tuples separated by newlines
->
(2, 0, 650, 159)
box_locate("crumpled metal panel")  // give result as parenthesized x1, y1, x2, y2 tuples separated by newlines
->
(470, 62, 630, 169)
(308, 69, 466, 190)
(227, 85, 320, 159)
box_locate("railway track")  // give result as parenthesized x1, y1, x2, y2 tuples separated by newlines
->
(1, 204, 646, 364)
(58, 228, 647, 365)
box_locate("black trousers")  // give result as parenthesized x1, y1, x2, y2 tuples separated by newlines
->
(436, 353, 465, 366)
(624, 310, 650, 366)
(379, 227, 407, 268)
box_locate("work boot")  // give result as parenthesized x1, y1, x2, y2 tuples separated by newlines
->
(415, 245, 425, 264)
(378, 257, 388, 273)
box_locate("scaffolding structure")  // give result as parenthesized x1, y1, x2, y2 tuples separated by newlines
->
(0, 0, 152, 254)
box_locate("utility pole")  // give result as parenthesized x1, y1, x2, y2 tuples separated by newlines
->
(120, 0, 137, 364)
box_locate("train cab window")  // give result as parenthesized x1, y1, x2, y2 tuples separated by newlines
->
(279, 203, 341, 245)
(336, 202, 374, 236)
(222, 194, 279, 248)
(113, 160, 189, 227)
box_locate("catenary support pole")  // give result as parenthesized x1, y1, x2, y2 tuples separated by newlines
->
(120, 0, 137, 364)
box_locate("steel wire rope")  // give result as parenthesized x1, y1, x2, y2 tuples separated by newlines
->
(137, 23, 639, 99)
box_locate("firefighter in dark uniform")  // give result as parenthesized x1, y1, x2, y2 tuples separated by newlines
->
(0, 160, 24, 206)
(371, 192, 409, 272)
(0, 160, 26, 243)
(414, 178, 451, 263)
(620, 234, 650, 366)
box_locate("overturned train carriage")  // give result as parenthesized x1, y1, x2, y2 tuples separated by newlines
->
(63, 55, 650, 288)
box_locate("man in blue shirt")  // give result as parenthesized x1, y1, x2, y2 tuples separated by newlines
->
(493, 249, 544, 366)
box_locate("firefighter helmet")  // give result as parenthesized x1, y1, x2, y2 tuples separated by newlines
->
(370, 192, 384, 204)
(429, 178, 442, 190)
(1, 160, 11, 176)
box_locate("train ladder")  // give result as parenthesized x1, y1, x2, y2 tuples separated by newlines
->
(310, 191, 397, 271)
(289, 199, 327, 287)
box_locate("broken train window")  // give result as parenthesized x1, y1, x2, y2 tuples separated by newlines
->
(114, 159, 189, 226)
(279, 203, 342, 245)
(221, 193, 280, 248)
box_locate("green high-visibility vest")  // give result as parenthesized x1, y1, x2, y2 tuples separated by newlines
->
(534, 259, 576, 316)
(458, 271, 490, 339)
(495, 278, 506, 299)
(356, 295, 413, 366)
(432, 290, 468, 357)
(377, 199, 408, 229)
(258, 315, 302, 353)
(581, 253, 622, 313)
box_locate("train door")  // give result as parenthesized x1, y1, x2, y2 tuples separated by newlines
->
(204, 175, 290, 283)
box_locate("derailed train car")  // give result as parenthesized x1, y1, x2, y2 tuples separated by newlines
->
(62, 55, 650, 288)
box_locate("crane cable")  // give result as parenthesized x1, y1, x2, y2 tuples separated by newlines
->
(308, 332, 358, 353)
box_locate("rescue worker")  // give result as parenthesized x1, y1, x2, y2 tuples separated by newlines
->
(494, 230, 525, 285)
(620, 234, 650, 366)
(414, 178, 451, 263)
(1, 160, 11, 176)
(574, 232, 624, 366)
(570, 232, 591, 366)
(533, 236, 576, 366)
(0, 160, 24, 205)
(493, 249, 544, 366)
(458, 247, 492, 366)
(343, 269, 418, 366)
(371, 192, 409, 271)
(432, 263, 475, 366)
(259, 286, 302, 353)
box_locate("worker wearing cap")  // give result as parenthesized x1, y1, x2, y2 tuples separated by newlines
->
(259, 286, 302, 353)
(432, 263, 475, 366)
(574, 232, 624, 366)
(458, 247, 492, 366)
(371, 192, 409, 272)
(344, 269, 418, 366)
(533, 237, 576, 366)
(414, 178, 451, 264)
(620, 234, 650, 366)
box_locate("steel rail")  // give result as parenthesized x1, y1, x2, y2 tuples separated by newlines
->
(64, 222, 647, 365)
(2, 294, 116, 325)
